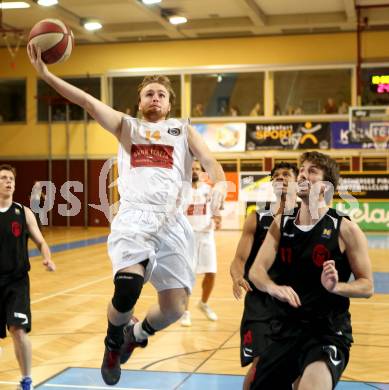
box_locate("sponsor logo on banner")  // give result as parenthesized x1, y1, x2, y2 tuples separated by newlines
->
(239, 172, 273, 202)
(192, 123, 246, 152)
(246, 122, 330, 150)
(331, 121, 389, 149)
(336, 173, 389, 199)
(130, 144, 174, 169)
(334, 201, 389, 231)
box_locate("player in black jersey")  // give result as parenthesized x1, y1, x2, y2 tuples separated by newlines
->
(0, 164, 56, 390)
(230, 162, 298, 390)
(248, 152, 373, 390)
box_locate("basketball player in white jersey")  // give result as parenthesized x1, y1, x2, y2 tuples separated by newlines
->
(28, 46, 226, 385)
(181, 160, 221, 326)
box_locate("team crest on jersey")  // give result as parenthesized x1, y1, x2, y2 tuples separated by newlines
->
(168, 127, 180, 136)
(321, 228, 332, 239)
(312, 244, 330, 267)
(11, 221, 22, 237)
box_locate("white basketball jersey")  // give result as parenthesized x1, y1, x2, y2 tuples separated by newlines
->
(186, 183, 213, 232)
(117, 116, 193, 211)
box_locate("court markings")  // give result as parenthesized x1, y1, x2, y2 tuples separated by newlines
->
(33, 368, 389, 390)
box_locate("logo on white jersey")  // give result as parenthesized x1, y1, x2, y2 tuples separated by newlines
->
(14, 312, 28, 325)
(168, 127, 181, 136)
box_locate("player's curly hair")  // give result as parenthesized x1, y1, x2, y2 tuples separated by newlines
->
(299, 151, 339, 189)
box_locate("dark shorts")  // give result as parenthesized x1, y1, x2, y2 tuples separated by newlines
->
(250, 331, 351, 390)
(240, 291, 285, 367)
(0, 275, 31, 338)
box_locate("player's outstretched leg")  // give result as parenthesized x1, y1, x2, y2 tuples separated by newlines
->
(101, 271, 144, 385)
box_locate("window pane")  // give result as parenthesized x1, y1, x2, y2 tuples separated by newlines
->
(274, 69, 351, 115)
(112, 75, 181, 118)
(191, 73, 264, 117)
(362, 67, 389, 106)
(37, 77, 101, 121)
(0, 79, 26, 122)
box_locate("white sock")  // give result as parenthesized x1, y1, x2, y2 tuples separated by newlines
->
(133, 322, 149, 342)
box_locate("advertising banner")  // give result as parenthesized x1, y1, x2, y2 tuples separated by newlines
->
(246, 122, 330, 150)
(333, 201, 389, 231)
(331, 121, 389, 149)
(192, 123, 246, 152)
(336, 173, 389, 199)
(239, 172, 273, 202)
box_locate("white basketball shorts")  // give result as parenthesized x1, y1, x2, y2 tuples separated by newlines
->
(192, 230, 217, 274)
(108, 207, 195, 292)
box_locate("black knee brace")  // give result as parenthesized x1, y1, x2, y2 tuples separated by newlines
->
(112, 272, 144, 313)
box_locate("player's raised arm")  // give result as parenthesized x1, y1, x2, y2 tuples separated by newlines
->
(27, 44, 124, 138)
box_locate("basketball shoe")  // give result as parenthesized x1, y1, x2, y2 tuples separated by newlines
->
(120, 318, 148, 364)
(198, 301, 218, 321)
(17, 377, 33, 390)
(180, 310, 192, 327)
(101, 337, 121, 385)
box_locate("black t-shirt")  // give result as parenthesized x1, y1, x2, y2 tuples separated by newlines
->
(0, 202, 30, 286)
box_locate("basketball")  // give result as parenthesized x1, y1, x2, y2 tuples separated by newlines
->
(28, 19, 74, 64)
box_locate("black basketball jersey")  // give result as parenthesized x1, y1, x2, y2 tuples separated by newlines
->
(243, 209, 274, 281)
(0, 202, 30, 286)
(242, 206, 299, 322)
(272, 208, 352, 322)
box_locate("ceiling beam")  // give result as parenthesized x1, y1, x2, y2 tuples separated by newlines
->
(130, 0, 188, 39)
(236, 0, 267, 27)
(268, 12, 347, 27)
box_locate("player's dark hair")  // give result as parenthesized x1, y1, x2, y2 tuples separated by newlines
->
(270, 162, 298, 179)
(0, 164, 16, 178)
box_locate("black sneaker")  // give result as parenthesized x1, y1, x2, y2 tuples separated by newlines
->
(120, 321, 148, 364)
(101, 338, 121, 385)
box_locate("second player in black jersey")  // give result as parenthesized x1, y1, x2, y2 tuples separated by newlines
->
(249, 152, 373, 390)
(230, 162, 298, 390)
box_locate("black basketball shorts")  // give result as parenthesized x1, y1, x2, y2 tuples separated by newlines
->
(0, 275, 31, 338)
